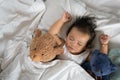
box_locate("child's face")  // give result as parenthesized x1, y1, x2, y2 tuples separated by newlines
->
(66, 27, 90, 54)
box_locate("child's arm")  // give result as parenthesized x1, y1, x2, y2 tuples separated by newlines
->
(48, 12, 71, 35)
(85, 34, 109, 61)
(48, 12, 71, 45)
(99, 34, 110, 54)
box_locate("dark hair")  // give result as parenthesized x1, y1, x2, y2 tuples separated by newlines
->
(66, 16, 96, 49)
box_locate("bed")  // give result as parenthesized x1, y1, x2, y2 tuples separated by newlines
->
(0, 0, 120, 80)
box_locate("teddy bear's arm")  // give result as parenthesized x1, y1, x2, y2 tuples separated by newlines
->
(53, 35, 65, 46)
(54, 47, 64, 55)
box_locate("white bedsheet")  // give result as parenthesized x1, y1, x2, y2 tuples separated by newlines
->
(0, 0, 120, 80)
(78, 0, 120, 49)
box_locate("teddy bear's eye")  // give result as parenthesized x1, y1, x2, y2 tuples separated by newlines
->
(33, 55, 36, 58)
(54, 45, 58, 48)
(34, 48, 36, 50)
(42, 54, 44, 56)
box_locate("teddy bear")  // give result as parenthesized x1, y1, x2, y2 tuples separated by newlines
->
(30, 29, 64, 62)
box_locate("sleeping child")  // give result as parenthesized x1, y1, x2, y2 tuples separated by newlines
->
(48, 12, 96, 64)
(48, 12, 117, 80)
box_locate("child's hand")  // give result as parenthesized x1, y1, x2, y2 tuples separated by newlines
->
(99, 34, 110, 45)
(60, 12, 71, 23)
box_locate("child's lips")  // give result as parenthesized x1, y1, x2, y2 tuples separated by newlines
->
(67, 46, 75, 51)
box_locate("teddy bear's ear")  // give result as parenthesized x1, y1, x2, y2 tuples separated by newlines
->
(34, 29, 42, 38)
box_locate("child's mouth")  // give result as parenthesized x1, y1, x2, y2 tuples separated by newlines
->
(67, 46, 75, 51)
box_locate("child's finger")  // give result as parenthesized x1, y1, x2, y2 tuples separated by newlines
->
(65, 12, 71, 18)
(100, 34, 110, 45)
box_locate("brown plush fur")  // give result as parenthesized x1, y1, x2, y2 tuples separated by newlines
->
(30, 29, 64, 62)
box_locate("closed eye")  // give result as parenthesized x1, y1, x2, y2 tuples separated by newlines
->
(78, 43, 82, 46)
(69, 36, 74, 41)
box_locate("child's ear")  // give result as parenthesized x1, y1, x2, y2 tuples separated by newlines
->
(83, 46, 87, 50)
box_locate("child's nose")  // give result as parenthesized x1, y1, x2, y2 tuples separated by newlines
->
(71, 41, 77, 46)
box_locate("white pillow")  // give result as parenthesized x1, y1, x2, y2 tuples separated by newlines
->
(38, 0, 87, 38)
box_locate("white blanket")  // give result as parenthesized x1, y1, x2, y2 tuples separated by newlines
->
(0, 46, 94, 80)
